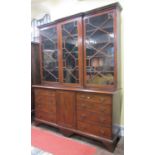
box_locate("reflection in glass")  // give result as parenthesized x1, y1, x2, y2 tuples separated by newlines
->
(85, 13, 114, 85)
(62, 21, 79, 83)
(40, 27, 59, 82)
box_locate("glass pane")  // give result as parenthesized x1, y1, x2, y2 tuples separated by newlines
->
(40, 27, 59, 82)
(85, 13, 114, 85)
(62, 21, 79, 83)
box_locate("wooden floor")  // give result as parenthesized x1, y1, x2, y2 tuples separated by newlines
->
(31, 123, 124, 155)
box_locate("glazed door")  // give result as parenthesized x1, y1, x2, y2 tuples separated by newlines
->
(84, 10, 116, 89)
(40, 25, 59, 84)
(56, 91, 76, 128)
(59, 17, 83, 87)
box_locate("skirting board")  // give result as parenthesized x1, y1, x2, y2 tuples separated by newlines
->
(119, 125, 124, 137)
(113, 124, 124, 137)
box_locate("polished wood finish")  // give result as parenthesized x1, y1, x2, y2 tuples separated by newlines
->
(33, 3, 122, 152)
(32, 84, 117, 94)
(56, 91, 76, 128)
(31, 42, 40, 114)
(77, 108, 112, 126)
(77, 121, 112, 139)
(31, 42, 41, 85)
(33, 87, 121, 151)
(34, 89, 56, 123)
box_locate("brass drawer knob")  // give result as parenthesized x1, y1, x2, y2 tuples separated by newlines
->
(87, 96, 90, 99)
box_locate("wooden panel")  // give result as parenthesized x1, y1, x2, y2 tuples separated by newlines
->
(77, 101, 112, 114)
(31, 42, 41, 85)
(35, 89, 56, 113)
(77, 121, 112, 139)
(35, 110, 56, 122)
(77, 109, 112, 127)
(32, 84, 116, 94)
(35, 95, 55, 104)
(77, 92, 111, 103)
(35, 97, 56, 113)
(56, 91, 76, 128)
(31, 42, 40, 113)
(34, 88, 56, 123)
(35, 88, 55, 97)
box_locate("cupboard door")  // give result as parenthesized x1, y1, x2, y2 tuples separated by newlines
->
(84, 11, 116, 88)
(56, 91, 76, 128)
(60, 18, 83, 86)
(40, 25, 59, 83)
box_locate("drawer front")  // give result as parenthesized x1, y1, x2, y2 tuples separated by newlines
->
(35, 96, 56, 113)
(77, 121, 112, 139)
(34, 89, 56, 113)
(77, 100, 112, 114)
(35, 94, 55, 103)
(77, 93, 111, 104)
(35, 110, 56, 123)
(35, 89, 55, 97)
(77, 109, 111, 126)
(35, 103, 56, 113)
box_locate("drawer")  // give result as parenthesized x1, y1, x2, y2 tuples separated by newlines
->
(35, 110, 56, 123)
(35, 89, 55, 97)
(77, 93, 111, 104)
(35, 94, 55, 104)
(77, 121, 112, 139)
(77, 109, 111, 126)
(35, 94, 56, 113)
(35, 102, 56, 113)
(77, 100, 112, 114)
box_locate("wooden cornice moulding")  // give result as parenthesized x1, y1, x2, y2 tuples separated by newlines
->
(38, 2, 122, 29)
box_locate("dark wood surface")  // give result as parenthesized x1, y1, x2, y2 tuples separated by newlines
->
(56, 91, 76, 128)
(32, 84, 119, 94)
(31, 42, 40, 113)
(77, 121, 112, 139)
(33, 87, 121, 151)
(32, 3, 122, 152)
(34, 89, 56, 123)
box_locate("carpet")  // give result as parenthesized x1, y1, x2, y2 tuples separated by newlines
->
(31, 127, 96, 155)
